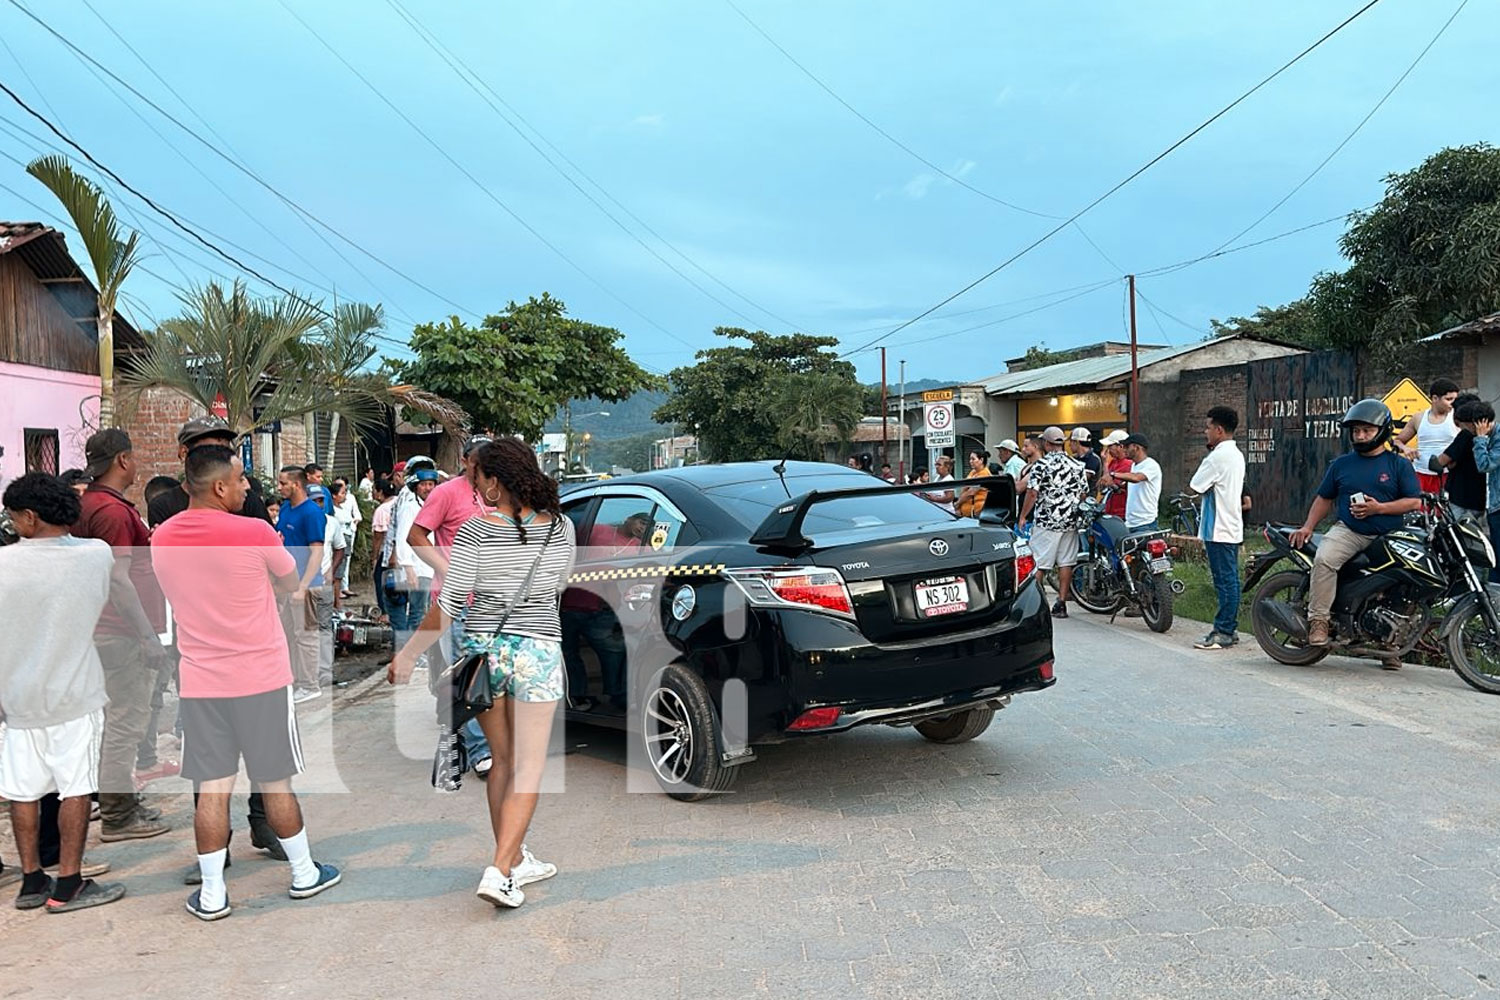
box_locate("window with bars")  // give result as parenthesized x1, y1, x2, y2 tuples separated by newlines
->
(23, 428, 59, 475)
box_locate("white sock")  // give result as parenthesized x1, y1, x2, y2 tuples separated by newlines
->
(196, 848, 228, 910)
(278, 827, 319, 888)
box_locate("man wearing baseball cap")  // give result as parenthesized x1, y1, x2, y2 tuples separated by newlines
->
(1018, 426, 1090, 618)
(1113, 434, 1163, 533)
(995, 440, 1025, 484)
(148, 417, 271, 528)
(1067, 427, 1101, 487)
(73, 429, 171, 841)
(1097, 430, 1133, 519)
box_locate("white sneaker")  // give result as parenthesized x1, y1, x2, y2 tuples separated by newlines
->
(512, 844, 556, 887)
(476, 866, 524, 908)
(292, 687, 322, 704)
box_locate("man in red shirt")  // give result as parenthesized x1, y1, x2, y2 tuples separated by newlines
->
(1098, 430, 1134, 520)
(73, 429, 170, 842)
(151, 445, 341, 920)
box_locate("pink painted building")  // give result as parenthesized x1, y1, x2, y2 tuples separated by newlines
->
(0, 222, 144, 489)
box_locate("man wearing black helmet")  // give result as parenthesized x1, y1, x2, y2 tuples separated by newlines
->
(1289, 399, 1422, 658)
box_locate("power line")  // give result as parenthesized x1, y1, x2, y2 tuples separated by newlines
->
(856, 280, 1121, 354)
(3, 0, 482, 319)
(838, 0, 1384, 359)
(1138, 211, 1351, 278)
(1134, 284, 1205, 338)
(74, 0, 426, 326)
(386, 0, 807, 335)
(272, 0, 702, 352)
(1207, 0, 1467, 255)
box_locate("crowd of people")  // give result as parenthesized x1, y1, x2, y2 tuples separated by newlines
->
(0, 419, 574, 916)
(0, 378, 1489, 918)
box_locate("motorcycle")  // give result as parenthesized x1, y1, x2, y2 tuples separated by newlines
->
(1070, 487, 1184, 633)
(1245, 493, 1500, 694)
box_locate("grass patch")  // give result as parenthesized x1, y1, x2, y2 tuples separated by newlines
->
(1166, 535, 1271, 628)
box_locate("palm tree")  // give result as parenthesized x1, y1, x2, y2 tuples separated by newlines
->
(27, 155, 142, 427)
(121, 280, 388, 442)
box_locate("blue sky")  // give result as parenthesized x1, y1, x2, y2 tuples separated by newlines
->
(0, 0, 1490, 385)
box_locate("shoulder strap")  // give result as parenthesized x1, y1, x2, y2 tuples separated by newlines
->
(489, 518, 561, 637)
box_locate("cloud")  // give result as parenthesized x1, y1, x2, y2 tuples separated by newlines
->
(631, 113, 664, 128)
(903, 173, 936, 199)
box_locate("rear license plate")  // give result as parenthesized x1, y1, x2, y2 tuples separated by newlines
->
(1149, 558, 1171, 573)
(915, 576, 970, 617)
(352, 627, 367, 644)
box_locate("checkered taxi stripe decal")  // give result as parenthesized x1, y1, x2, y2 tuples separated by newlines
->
(567, 563, 727, 584)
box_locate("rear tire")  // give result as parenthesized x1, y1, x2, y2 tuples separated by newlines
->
(914, 707, 995, 744)
(1250, 570, 1329, 666)
(1140, 573, 1174, 633)
(1446, 604, 1500, 695)
(1071, 557, 1124, 615)
(639, 664, 741, 801)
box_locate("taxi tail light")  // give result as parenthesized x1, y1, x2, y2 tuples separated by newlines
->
(1014, 546, 1036, 589)
(1146, 539, 1168, 558)
(725, 567, 855, 617)
(789, 706, 843, 731)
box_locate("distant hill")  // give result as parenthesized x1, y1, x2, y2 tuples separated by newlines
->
(550, 377, 961, 444)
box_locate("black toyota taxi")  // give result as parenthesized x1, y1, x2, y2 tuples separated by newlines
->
(557, 461, 1054, 800)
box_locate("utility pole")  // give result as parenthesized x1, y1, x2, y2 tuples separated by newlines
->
(898, 360, 907, 482)
(880, 347, 889, 474)
(1127, 274, 1140, 432)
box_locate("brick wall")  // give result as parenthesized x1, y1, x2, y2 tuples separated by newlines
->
(280, 414, 311, 467)
(1174, 365, 1250, 487)
(1360, 342, 1478, 399)
(119, 387, 199, 506)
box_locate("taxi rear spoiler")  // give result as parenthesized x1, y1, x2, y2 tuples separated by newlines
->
(748, 475, 1018, 553)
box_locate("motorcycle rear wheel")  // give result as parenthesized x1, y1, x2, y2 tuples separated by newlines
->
(1140, 573, 1174, 634)
(1251, 570, 1329, 666)
(1446, 605, 1500, 695)
(1071, 556, 1124, 615)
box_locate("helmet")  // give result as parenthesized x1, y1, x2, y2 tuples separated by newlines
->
(1340, 399, 1393, 454)
(401, 454, 436, 485)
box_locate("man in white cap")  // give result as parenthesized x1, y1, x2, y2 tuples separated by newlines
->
(1018, 426, 1089, 618)
(1068, 427, 1101, 487)
(1097, 430, 1133, 519)
(996, 440, 1025, 483)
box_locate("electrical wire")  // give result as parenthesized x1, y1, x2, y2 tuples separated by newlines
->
(4, 0, 482, 319)
(272, 0, 702, 352)
(838, 0, 1385, 359)
(1207, 0, 1467, 255)
(385, 0, 808, 335)
(864, 280, 1120, 353)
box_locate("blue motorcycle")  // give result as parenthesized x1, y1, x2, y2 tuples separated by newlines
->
(1070, 487, 1183, 633)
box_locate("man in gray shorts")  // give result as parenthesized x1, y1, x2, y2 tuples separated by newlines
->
(1018, 426, 1089, 619)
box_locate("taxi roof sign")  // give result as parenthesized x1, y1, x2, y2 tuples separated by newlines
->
(1381, 378, 1429, 423)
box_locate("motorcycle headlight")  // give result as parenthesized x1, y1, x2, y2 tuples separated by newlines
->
(1459, 523, 1496, 569)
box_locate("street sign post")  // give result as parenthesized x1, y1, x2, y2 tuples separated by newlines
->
(924, 400, 955, 476)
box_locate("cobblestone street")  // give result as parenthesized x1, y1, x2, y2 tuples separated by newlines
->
(5, 613, 1500, 999)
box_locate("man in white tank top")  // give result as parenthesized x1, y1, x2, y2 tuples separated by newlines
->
(1394, 377, 1459, 495)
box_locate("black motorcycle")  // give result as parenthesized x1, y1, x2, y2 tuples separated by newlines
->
(1245, 494, 1500, 694)
(1070, 488, 1184, 633)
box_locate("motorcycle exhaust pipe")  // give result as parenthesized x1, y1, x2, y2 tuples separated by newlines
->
(1259, 599, 1308, 640)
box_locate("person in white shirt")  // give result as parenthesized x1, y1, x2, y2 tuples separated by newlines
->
(1114, 434, 1163, 531)
(924, 455, 958, 514)
(1393, 377, 1460, 495)
(308, 488, 346, 693)
(330, 478, 362, 599)
(386, 469, 438, 650)
(1186, 407, 1246, 650)
(356, 468, 375, 501)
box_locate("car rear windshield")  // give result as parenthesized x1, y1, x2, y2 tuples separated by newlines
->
(706, 478, 956, 534)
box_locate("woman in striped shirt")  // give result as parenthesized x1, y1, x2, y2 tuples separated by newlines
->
(388, 438, 576, 909)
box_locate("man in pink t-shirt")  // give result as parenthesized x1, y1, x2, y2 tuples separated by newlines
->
(149, 446, 342, 921)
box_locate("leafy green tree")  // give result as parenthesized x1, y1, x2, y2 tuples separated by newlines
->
(655, 329, 863, 462)
(1009, 343, 1084, 371)
(395, 294, 656, 441)
(27, 155, 141, 427)
(1213, 144, 1500, 362)
(122, 280, 387, 437)
(1208, 300, 1326, 347)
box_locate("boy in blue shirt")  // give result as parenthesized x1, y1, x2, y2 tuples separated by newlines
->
(1289, 400, 1421, 660)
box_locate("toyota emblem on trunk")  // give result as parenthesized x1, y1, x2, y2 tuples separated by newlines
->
(929, 539, 949, 557)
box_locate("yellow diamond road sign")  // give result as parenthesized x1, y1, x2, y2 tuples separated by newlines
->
(1381, 378, 1429, 423)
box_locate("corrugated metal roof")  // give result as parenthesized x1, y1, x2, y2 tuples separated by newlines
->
(1423, 312, 1500, 342)
(0, 221, 145, 349)
(975, 338, 1241, 396)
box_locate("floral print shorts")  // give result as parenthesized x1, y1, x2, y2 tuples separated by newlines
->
(459, 633, 565, 704)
